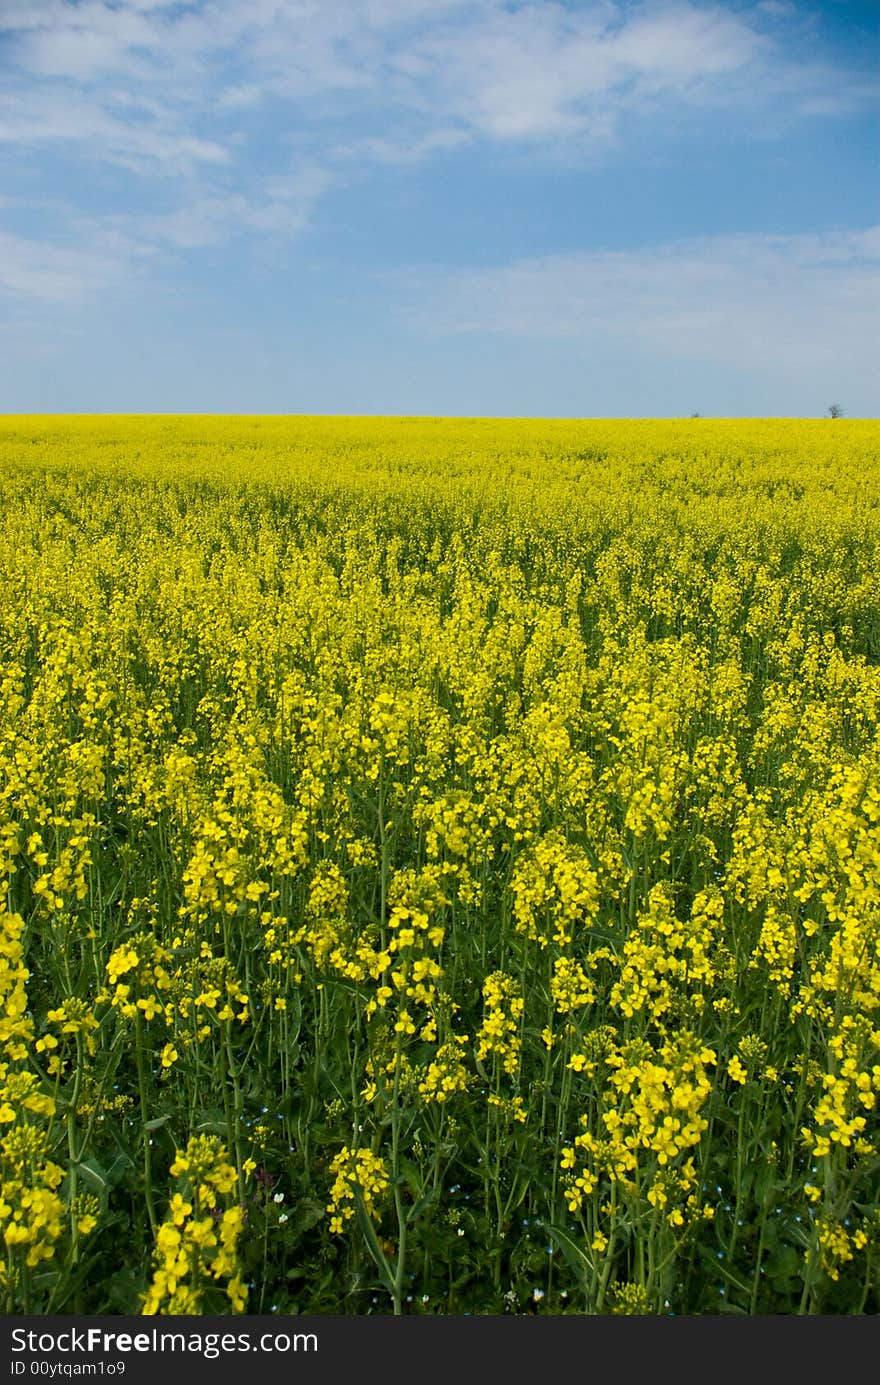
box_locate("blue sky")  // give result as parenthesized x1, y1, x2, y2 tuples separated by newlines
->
(1, 0, 878, 416)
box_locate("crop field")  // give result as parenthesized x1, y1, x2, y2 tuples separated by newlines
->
(2, 414, 880, 1316)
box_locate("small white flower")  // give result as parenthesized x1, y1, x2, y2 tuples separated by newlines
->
(273, 1192, 285, 1203)
(278, 1213, 289, 1225)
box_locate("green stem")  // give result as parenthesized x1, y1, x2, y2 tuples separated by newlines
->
(134, 1014, 158, 1237)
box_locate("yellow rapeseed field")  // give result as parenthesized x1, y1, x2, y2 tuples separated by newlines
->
(2, 414, 880, 1314)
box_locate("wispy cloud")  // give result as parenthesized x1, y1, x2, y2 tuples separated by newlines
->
(397, 226, 880, 380)
(0, 0, 875, 349)
(5, 1, 868, 158)
(1, 0, 877, 302)
(0, 161, 330, 305)
(0, 226, 155, 306)
(404, 3, 770, 144)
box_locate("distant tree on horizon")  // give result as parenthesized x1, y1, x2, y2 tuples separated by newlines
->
(827, 403, 843, 418)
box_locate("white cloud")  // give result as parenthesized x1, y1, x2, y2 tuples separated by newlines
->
(0, 227, 154, 305)
(130, 164, 334, 249)
(330, 127, 468, 168)
(405, 2, 771, 144)
(0, 88, 229, 173)
(0, 158, 330, 306)
(2, 2, 874, 177)
(397, 227, 880, 382)
(0, 0, 877, 309)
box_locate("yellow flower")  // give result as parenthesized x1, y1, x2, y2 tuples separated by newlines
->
(727, 1055, 748, 1085)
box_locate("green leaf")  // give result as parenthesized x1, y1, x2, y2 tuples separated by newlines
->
(72, 1158, 110, 1196)
(104, 1153, 134, 1190)
(406, 1187, 439, 1226)
(766, 1245, 800, 1284)
(545, 1222, 592, 1292)
(293, 1198, 325, 1234)
(399, 1156, 424, 1200)
(353, 1189, 396, 1300)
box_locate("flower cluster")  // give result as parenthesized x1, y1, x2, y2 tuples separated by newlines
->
(326, 1147, 390, 1235)
(142, 1136, 247, 1315)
